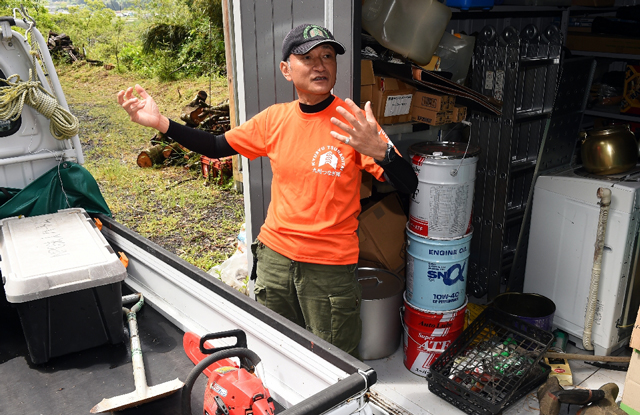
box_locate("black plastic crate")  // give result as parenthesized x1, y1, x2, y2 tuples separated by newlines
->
(428, 361, 550, 415)
(426, 307, 554, 415)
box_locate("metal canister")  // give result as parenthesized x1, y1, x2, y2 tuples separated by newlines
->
(408, 141, 480, 239)
(357, 268, 405, 360)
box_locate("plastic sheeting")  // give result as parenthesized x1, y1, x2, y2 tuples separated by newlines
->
(0, 161, 111, 219)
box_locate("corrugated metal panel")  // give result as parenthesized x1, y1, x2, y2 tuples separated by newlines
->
(227, 0, 357, 247)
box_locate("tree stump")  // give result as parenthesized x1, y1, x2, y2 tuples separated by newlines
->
(137, 144, 165, 167)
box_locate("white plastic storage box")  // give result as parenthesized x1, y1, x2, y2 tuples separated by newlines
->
(0, 208, 127, 364)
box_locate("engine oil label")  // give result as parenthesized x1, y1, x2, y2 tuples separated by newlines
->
(410, 182, 471, 238)
(405, 225, 470, 311)
(427, 260, 466, 285)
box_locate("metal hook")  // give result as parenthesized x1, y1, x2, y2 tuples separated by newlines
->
(450, 120, 473, 177)
(19, 5, 37, 26)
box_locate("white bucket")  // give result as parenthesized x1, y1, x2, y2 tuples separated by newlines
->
(408, 142, 480, 239)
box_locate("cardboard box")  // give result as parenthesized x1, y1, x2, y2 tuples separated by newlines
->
(361, 60, 375, 86)
(566, 33, 640, 56)
(360, 84, 373, 109)
(410, 106, 449, 126)
(622, 350, 640, 414)
(622, 307, 640, 414)
(629, 304, 640, 350)
(360, 171, 373, 199)
(445, 111, 454, 124)
(368, 76, 414, 125)
(622, 65, 640, 116)
(453, 105, 467, 122)
(358, 193, 407, 273)
(412, 91, 455, 112)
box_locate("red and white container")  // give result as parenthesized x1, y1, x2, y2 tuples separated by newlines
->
(408, 142, 480, 239)
(402, 294, 467, 377)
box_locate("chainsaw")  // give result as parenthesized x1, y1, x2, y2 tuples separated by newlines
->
(182, 329, 276, 415)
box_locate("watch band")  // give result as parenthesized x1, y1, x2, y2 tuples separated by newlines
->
(376, 142, 396, 166)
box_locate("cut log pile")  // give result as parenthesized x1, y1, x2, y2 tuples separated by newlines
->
(179, 90, 231, 134)
(137, 91, 234, 184)
(46, 32, 92, 64)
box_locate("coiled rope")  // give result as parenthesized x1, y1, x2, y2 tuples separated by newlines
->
(0, 23, 78, 140)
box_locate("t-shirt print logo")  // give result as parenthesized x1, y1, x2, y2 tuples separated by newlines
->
(311, 145, 346, 177)
(318, 151, 338, 169)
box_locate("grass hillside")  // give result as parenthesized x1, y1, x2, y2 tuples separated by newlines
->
(57, 64, 244, 271)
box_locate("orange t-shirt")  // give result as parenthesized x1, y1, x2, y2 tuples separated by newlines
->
(225, 96, 387, 265)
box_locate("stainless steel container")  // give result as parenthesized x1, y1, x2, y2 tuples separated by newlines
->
(357, 267, 405, 360)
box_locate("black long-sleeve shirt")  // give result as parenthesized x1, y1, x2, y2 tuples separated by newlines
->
(165, 96, 418, 194)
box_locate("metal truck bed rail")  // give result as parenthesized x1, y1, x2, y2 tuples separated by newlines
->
(96, 214, 376, 415)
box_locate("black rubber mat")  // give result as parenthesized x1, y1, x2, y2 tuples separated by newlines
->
(0, 295, 207, 415)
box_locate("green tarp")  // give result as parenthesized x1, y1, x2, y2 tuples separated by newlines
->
(0, 161, 112, 219)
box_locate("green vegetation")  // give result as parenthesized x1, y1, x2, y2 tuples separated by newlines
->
(0, 0, 242, 271)
(2, 0, 226, 80)
(56, 54, 243, 272)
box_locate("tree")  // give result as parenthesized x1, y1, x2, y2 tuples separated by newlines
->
(52, 0, 114, 60)
(1, 1, 58, 35)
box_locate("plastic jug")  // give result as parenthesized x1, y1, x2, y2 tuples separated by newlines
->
(362, 0, 452, 65)
(434, 32, 475, 84)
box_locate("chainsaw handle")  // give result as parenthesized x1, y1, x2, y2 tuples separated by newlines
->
(182, 347, 262, 415)
(200, 329, 248, 354)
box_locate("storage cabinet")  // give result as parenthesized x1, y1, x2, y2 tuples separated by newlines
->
(358, 6, 632, 302)
(438, 6, 633, 300)
(564, 6, 640, 130)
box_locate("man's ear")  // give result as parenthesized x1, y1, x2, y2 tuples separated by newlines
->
(280, 61, 292, 81)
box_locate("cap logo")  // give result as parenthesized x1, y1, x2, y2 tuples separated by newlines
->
(303, 25, 330, 39)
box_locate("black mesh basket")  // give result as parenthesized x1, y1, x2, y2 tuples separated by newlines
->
(428, 360, 551, 415)
(426, 307, 554, 415)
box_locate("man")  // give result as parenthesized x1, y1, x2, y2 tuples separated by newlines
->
(118, 23, 417, 357)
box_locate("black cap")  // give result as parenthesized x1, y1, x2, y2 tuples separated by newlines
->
(281, 24, 346, 62)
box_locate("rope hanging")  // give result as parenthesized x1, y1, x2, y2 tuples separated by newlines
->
(0, 31, 79, 140)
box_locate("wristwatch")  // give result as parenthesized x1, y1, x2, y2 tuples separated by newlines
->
(376, 142, 397, 166)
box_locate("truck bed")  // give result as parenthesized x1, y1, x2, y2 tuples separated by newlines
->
(0, 215, 630, 415)
(1, 215, 374, 415)
(0, 295, 207, 415)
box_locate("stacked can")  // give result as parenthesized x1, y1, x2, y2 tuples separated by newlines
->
(402, 141, 480, 377)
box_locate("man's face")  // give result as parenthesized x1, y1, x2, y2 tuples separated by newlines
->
(280, 44, 337, 105)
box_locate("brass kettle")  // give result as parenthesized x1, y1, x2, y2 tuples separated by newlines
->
(580, 124, 639, 175)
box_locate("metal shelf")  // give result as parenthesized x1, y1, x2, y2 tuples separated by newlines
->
(584, 107, 640, 122)
(451, 5, 570, 13)
(569, 50, 640, 61)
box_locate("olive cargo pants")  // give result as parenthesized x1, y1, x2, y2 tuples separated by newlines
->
(252, 240, 362, 358)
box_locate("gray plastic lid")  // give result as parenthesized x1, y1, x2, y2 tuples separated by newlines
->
(357, 267, 405, 300)
(0, 208, 126, 303)
(409, 141, 480, 160)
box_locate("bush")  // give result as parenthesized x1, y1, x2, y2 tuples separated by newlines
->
(119, 43, 153, 76)
(10, 0, 226, 81)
